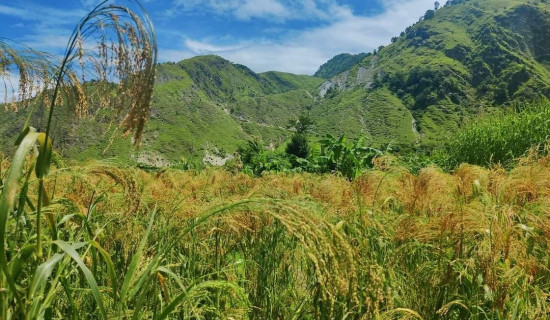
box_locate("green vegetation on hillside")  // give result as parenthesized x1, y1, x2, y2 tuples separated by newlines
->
(314, 52, 368, 79)
(1, 56, 325, 165)
(238, 133, 382, 181)
(3, 0, 550, 168)
(317, 0, 550, 147)
(446, 100, 550, 167)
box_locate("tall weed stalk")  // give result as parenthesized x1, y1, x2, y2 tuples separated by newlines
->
(0, 0, 156, 318)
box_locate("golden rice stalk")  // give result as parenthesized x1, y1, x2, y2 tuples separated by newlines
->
(62, 0, 158, 144)
(84, 161, 142, 215)
(0, 41, 57, 110)
(2, 0, 157, 146)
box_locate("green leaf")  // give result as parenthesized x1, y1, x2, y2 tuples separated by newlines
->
(10, 243, 36, 282)
(89, 240, 118, 303)
(35, 133, 53, 179)
(13, 123, 30, 147)
(53, 240, 107, 320)
(120, 209, 157, 305)
(0, 128, 39, 300)
(27, 253, 64, 318)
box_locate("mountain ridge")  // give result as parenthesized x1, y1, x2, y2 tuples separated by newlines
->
(314, 53, 369, 79)
(2, 0, 550, 165)
(313, 0, 550, 147)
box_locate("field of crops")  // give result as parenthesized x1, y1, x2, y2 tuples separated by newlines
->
(2, 152, 550, 319)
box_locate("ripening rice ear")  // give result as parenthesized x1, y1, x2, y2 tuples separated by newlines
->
(51, 0, 157, 145)
(0, 40, 57, 111)
(1, 0, 157, 147)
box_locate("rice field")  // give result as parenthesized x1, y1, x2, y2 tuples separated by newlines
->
(3, 152, 550, 319)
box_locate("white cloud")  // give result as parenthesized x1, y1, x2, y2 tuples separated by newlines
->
(0, 4, 87, 53)
(235, 0, 288, 20)
(158, 49, 195, 63)
(160, 0, 436, 74)
(0, 4, 85, 24)
(23, 32, 72, 52)
(223, 45, 328, 75)
(1, 0, 438, 75)
(168, 0, 351, 22)
(184, 39, 246, 54)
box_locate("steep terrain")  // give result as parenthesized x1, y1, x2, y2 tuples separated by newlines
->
(316, 0, 550, 148)
(2, 0, 550, 164)
(146, 56, 324, 164)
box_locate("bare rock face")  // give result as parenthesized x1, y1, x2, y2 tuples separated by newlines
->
(319, 56, 378, 97)
(203, 149, 234, 166)
(135, 151, 171, 168)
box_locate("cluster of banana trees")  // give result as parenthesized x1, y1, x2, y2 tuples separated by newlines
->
(239, 134, 383, 180)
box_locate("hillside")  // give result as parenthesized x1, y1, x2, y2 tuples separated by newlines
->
(5, 1, 550, 318)
(0, 55, 325, 166)
(316, 0, 550, 148)
(3, 0, 550, 165)
(145, 56, 324, 164)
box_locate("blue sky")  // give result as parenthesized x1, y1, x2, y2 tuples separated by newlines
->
(0, 0, 435, 75)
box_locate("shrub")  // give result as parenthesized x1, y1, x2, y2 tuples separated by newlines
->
(238, 139, 291, 176)
(315, 134, 382, 180)
(286, 133, 309, 159)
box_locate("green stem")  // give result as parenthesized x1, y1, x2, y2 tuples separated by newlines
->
(1, 288, 7, 320)
(36, 179, 44, 258)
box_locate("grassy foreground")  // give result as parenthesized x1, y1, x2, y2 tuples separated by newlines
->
(3, 152, 550, 319)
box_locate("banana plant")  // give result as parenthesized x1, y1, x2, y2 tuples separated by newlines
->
(315, 134, 382, 180)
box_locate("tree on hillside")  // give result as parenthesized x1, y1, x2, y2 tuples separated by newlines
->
(434, 1, 440, 10)
(286, 134, 309, 159)
(286, 115, 315, 159)
(424, 9, 435, 20)
(288, 115, 315, 134)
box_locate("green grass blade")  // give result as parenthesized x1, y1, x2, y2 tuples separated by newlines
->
(128, 254, 160, 303)
(120, 209, 157, 305)
(156, 266, 186, 291)
(27, 253, 64, 319)
(53, 240, 107, 320)
(59, 277, 78, 319)
(154, 290, 187, 320)
(0, 129, 39, 301)
(154, 281, 247, 320)
(89, 240, 118, 303)
(10, 244, 36, 282)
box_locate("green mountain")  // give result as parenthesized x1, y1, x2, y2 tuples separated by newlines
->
(1, 55, 325, 166)
(144, 56, 324, 165)
(315, 0, 550, 149)
(2, 0, 550, 165)
(314, 53, 368, 79)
